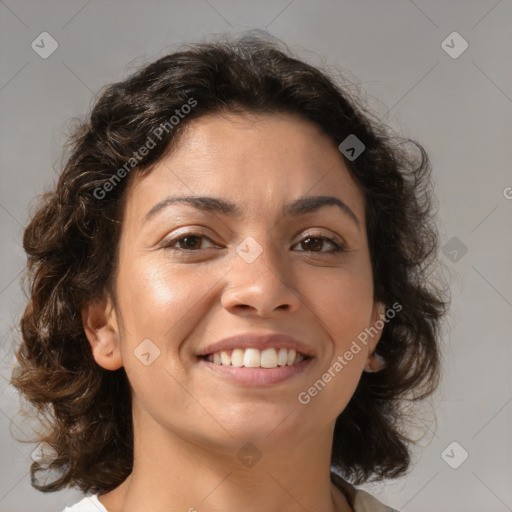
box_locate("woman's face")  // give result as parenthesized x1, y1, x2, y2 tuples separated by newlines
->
(92, 112, 384, 452)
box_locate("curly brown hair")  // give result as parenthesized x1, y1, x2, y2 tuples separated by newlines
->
(10, 31, 449, 494)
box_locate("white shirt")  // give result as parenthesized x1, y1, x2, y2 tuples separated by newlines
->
(62, 494, 107, 511)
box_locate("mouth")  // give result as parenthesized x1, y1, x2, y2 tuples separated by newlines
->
(197, 347, 313, 387)
(200, 347, 308, 368)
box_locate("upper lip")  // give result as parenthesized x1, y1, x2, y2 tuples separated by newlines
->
(196, 332, 316, 358)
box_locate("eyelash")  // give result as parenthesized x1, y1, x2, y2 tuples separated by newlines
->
(161, 231, 346, 255)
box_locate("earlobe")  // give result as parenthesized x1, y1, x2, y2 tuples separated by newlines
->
(81, 296, 123, 371)
(363, 300, 387, 373)
(363, 352, 386, 373)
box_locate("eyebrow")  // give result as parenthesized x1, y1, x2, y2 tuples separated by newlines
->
(144, 194, 361, 230)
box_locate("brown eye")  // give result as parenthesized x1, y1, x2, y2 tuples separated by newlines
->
(294, 235, 345, 254)
(177, 235, 202, 250)
(162, 232, 216, 251)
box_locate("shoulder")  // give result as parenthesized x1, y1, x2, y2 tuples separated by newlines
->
(62, 494, 108, 512)
(331, 471, 400, 512)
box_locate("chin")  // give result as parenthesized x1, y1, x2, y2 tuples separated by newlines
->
(216, 407, 306, 444)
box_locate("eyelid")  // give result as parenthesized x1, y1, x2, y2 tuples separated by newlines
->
(293, 232, 346, 253)
(159, 229, 217, 249)
(298, 228, 346, 245)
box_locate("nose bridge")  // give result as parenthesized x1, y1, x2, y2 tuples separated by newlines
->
(221, 234, 299, 314)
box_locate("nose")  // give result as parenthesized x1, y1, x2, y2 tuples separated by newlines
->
(220, 236, 301, 317)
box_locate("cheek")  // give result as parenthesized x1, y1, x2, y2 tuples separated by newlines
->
(309, 266, 374, 335)
(116, 258, 218, 363)
(301, 275, 372, 420)
(119, 259, 199, 323)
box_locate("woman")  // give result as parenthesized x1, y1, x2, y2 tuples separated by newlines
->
(11, 32, 449, 512)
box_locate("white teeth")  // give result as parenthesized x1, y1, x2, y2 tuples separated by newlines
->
(277, 347, 288, 366)
(220, 350, 231, 366)
(231, 348, 244, 367)
(260, 348, 278, 368)
(204, 347, 307, 368)
(243, 348, 260, 367)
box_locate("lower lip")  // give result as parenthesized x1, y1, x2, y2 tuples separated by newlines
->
(197, 357, 313, 387)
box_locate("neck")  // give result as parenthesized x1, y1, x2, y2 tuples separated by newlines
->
(99, 406, 353, 512)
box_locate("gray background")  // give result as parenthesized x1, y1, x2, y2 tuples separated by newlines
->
(1, 1, 511, 511)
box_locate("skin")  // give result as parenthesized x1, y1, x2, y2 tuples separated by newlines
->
(82, 111, 385, 512)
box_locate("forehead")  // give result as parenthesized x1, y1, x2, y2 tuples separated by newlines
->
(123, 111, 365, 224)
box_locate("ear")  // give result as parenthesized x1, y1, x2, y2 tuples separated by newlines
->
(81, 294, 123, 371)
(363, 300, 386, 373)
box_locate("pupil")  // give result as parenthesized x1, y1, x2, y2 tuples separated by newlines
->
(184, 236, 199, 248)
(304, 237, 321, 251)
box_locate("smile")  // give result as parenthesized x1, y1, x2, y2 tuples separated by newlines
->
(202, 347, 308, 368)
(198, 348, 313, 387)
